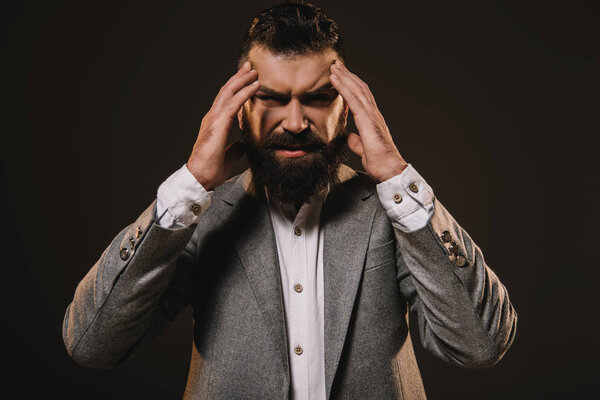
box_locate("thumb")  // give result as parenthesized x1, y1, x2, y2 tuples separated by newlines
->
(346, 132, 364, 157)
(224, 140, 245, 170)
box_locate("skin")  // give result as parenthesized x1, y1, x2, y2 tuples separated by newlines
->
(186, 45, 408, 191)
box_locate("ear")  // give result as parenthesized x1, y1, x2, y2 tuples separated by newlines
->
(237, 106, 244, 131)
(343, 101, 349, 127)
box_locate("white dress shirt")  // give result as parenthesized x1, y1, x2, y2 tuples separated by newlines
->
(156, 163, 434, 400)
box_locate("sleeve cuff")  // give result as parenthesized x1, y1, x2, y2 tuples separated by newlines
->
(156, 164, 213, 228)
(376, 163, 435, 232)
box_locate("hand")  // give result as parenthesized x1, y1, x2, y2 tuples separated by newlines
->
(186, 61, 260, 190)
(329, 62, 408, 183)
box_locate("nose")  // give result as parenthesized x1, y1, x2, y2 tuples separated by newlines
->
(281, 99, 308, 134)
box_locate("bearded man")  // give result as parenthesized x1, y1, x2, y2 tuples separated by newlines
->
(63, 2, 517, 399)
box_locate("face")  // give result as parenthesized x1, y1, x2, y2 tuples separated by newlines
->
(239, 45, 347, 147)
(238, 45, 349, 206)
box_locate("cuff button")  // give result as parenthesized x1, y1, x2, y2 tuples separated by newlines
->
(409, 182, 419, 193)
(441, 230, 452, 243)
(448, 242, 459, 256)
(393, 193, 403, 203)
(456, 255, 467, 267)
(190, 203, 202, 216)
(135, 226, 143, 238)
(119, 247, 130, 261)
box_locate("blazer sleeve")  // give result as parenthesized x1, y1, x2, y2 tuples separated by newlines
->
(394, 197, 517, 368)
(62, 200, 198, 368)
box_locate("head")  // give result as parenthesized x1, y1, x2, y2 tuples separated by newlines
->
(236, 2, 349, 206)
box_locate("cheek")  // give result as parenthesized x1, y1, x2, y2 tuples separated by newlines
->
(244, 105, 280, 142)
(314, 97, 345, 141)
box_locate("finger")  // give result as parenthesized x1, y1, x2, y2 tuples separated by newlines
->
(223, 80, 261, 117)
(330, 66, 371, 115)
(224, 61, 251, 86)
(225, 69, 259, 97)
(346, 132, 364, 157)
(214, 67, 258, 107)
(332, 63, 375, 104)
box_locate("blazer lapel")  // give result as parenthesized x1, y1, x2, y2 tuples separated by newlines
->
(321, 165, 377, 399)
(214, 165, 378, 398)
(216, 171, 290, 383)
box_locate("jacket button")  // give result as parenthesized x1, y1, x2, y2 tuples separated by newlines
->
(409, 182, 419, 193)
(294, 345, 303, 355)
(456, 255, 467, 267)
(294, 226, 302, 236)
(294, 284, 303, 293)
(440, 231, 452, 243)
(119, 248, 130, 261)
(190, 204, 202, 216)
(135, 226, 143, 238)
(393, 193, 403, 203)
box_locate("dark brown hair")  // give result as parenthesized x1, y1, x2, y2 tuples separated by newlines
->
(238, 1, 345, 67)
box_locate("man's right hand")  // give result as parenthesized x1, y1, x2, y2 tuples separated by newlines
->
(186, 61, 260, 191)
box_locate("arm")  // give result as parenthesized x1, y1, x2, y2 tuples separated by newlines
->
(394, 195, 517, 367)
(63, 62, 261, 368)
(330, 61, 517, 367)
(62, 200, 197, 368)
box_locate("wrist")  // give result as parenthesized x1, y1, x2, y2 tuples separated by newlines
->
(185, 161, 216, 191)
(377, 159, 408, 182)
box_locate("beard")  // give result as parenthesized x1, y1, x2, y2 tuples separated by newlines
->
(240, 111, 348, 207)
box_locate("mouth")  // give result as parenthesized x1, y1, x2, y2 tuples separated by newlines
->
(278, 148, 307, 158)
(275, 144, 318, 158)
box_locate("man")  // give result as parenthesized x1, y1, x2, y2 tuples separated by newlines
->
(63, 2, 517, 399)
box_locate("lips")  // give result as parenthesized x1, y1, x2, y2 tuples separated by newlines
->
(279, 148, 307, 157)
(274, 144, 316, 157)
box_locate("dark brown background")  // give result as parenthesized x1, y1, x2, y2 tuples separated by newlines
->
(1, 0, 598, 398)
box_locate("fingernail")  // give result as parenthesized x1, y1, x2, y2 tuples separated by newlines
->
(244, 61, 250, 69)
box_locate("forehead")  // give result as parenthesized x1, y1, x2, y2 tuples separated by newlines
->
(248, 46, 340, 95)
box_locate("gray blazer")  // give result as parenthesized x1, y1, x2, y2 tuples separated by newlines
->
(63, 164, 517, 399)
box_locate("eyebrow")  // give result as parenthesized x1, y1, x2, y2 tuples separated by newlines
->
(257, 82, 335, 97)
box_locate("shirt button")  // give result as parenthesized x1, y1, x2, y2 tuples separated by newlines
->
(119, 248, 130, 261)
(440, 230, 452, 243)
(409, 182, 419, 193)
(294, 283, 303, 293)
(190, 203, 202, 216)
(393, 193, 403, 203)
(294, 226, 302, 236)
(135, 226, 143, 239)
(294, 345, 303, 355)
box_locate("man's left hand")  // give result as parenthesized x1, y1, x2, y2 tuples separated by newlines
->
(330, 62, 408, 183)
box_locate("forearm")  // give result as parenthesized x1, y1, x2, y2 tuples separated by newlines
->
(62, 201, 196, 368)
(395, 198, 517, 367)
(377, 165, 516, 367)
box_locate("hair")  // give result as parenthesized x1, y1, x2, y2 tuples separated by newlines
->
(238, 1, 345, 67)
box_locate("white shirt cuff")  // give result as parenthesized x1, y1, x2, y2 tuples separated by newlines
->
(376, 164, 435, 232)
(156, 164, 213, 228)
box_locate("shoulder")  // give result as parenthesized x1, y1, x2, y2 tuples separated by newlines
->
(331, 164, 377, 199)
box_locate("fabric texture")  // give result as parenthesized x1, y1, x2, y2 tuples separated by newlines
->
(154, 163, 434, 400)
(63, 164, 517, 399)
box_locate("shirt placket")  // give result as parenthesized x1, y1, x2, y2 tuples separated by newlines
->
(290, 207, 309, 399)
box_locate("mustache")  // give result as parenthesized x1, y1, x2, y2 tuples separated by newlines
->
(262, 129, 327, 151)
